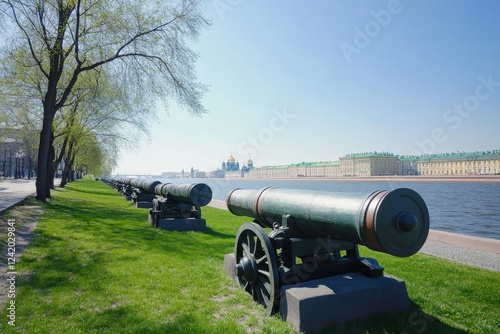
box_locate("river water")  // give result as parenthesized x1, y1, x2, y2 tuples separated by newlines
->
(158, 178, 500, 240)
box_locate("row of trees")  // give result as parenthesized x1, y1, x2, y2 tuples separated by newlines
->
(0, 0, 209, 201)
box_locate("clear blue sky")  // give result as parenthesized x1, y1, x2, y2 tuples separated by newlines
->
(115, 0, 500, 175)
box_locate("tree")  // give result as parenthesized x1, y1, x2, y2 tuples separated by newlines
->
(60, 129, 101, 185)
(56, 68, 153, 186)
(0, 0, 209, 201)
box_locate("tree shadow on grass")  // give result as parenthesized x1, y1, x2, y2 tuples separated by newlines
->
(201, 226, 235, 240)
(64, 185, 125, 197)
(41, 197, 232, 259)
(17, 232, 110, 297)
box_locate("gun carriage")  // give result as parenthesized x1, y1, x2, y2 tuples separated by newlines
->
(126, 179, 160, 207)
(149, 183, 212, 231)
(117, 178, 134, 200)
(226, 187, 429, 315)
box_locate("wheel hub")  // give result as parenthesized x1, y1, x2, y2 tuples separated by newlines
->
(235, 254, 258, 283)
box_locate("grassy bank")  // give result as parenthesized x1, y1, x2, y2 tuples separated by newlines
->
(1, 180, 498, 333)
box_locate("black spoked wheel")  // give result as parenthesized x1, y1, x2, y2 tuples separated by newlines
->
(234, 222, 279, 315)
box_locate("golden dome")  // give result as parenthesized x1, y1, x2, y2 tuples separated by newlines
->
(227, 154, 236, 162)
(247, 158, 253, 163)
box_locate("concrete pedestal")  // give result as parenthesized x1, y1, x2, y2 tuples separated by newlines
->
(135, 201, 151, 209)
(224, 253, 238, 280)
(224, 253, 410, 333)
(158, 218, 206, 231)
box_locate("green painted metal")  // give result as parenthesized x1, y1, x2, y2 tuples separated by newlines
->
(226, 187, 429, 257)
(140, 180, 162, 194)
(125, 179, 161, 194)
(154, 183, 212, 207)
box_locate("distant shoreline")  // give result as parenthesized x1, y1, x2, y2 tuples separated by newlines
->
(228, 175, 500, 183)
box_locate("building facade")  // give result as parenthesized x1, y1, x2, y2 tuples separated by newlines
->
(0, 124, 36, 178)
(339, 152, 400, 176)
(240, 150, 500, 179)
(248, 161, 340, 178)
(401, 151, 500, 176)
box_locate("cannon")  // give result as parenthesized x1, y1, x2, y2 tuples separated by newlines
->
(101, 177, 157, 204)
(226, 187, 429, 314)
(117, 178, 134, 200)
(104, 177, 138, 200)
(149, 183, 212, 231)
(102, 177, 132, 199)
(129, 179, 161, 207)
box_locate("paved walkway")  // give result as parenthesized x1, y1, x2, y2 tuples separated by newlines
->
(0, 178, 37, 214)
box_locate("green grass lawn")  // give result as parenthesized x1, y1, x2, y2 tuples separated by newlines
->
(1, 180, 498, 333)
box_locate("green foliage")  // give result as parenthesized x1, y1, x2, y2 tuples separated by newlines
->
(0, 0, 210, 198)
(0, 181, 497, 333)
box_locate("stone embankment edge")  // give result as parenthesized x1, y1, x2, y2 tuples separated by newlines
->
(427, 230, 499, 253)
(208, 199, 500, 254)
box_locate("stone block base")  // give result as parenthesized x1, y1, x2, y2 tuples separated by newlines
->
(158, 218, 206, 231)
(280, 272, 409, 332)
(135, 201, 151, 209)
(223, 253, 410, 333)
(224, 253, 238, 281)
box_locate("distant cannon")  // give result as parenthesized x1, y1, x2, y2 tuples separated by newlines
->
(118, 178, 134, 200)
(101, 177, 161, 206)
(102, 177, 132, 199)
(225, 187, 429, 315)
(128, 179, 161, 207)
(149, 183, 212, 231)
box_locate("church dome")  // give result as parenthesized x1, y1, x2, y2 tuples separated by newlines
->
(227, 154, 236, 162)
(247, 158, 253, 164)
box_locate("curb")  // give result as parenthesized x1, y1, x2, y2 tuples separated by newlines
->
(0, 195, 31, 216)
(427, 230, 500, 253)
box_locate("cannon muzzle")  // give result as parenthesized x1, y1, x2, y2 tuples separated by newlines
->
(226, 187, 429, 257)
(154, 183, 212, 207)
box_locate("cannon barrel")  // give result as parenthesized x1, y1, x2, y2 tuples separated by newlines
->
(226, 187, 429, 257)
(125, 179, 161, 194)
(154, 183, 212, 207)
(139, 180, 161, 194)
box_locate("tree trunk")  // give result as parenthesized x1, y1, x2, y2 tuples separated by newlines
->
(27, 154, 32, 180)
(36, 108, 55, 201)
(60, 139, 74, 188)
(69, 157, 76, 182)
(2, 147, 6, 176)
(8, 150, 12, 177)
(60, 161, 69, 187)
(53, 133, 69, 187)
(28, 146, 33, 180)
(48, 134, 56, 190)
(60, 158, 73, 187)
